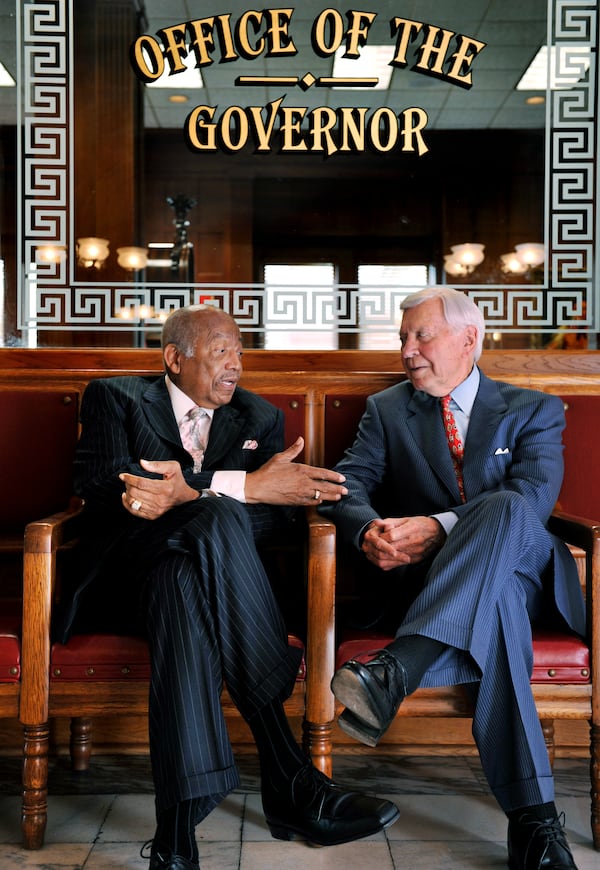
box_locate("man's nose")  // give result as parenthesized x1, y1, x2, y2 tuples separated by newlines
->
(225, 351, 242, 369)
(401, 337, 418, 357)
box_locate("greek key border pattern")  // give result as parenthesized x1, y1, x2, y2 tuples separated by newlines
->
(17, 0, 599, 336)
(19, 0, 69, 303)
(467, 0, 598, 334)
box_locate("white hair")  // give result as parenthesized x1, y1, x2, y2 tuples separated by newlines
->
(400, 286, 485, 361)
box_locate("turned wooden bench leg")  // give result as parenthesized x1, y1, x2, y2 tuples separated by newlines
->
(541, 718, 555, 768)
(70, 716, 93, 771)
(303, 718, 333, 778)
(591, 720, 600, 850)
(21, 722, 49, 850)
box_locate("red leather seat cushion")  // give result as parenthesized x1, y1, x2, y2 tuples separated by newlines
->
(51, 634, 151, 681)
(50, 633, 306, 681)
(336, 628, 590, 685)
(0, 615, 20, 683)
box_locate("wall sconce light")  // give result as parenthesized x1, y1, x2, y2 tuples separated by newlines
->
(449, 243, 485, 273)
(514, 242, 545, 268)
(77, 237, 110, 268)
(500, 252, 529, 275)
(116, 246, 148, 271)
(443, 254, 469, 277)
(36, 245, 66, 265)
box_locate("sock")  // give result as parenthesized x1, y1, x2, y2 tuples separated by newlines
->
(508, 801, 558, 823)
(386, 634, 447, 695)
(154, 795, 222, 862)
(246, 697, 307, 793)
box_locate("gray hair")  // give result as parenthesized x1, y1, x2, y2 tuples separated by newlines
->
(400, 286, 485, 361)
(161, 305, 232, 358)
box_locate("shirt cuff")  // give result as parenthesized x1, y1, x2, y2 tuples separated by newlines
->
(210, 470, 247, 502)
(432, 510, 458, 536)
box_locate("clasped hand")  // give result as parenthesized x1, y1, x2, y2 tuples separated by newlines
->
(362, 516, 446, 571)
(120, 436, 347, 519)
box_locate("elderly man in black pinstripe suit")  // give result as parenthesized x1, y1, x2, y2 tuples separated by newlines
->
(59, 305, 399, 870)
(322, 287, 584, 870)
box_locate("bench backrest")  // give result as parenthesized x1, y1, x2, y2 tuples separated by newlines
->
(0, 389, 79, 531)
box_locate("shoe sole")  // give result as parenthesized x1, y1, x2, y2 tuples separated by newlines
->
(266, 804, 401, 847)
(331, 666, 381, 728)
(337, 709, 384, 747)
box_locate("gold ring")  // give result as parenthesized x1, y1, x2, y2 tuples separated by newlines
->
(131, 499, 142, 511)
(314, 489, 321, 500)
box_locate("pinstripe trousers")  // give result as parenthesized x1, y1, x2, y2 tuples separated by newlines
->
(395, 490, 556, 812)
(142, 496, 302, 817)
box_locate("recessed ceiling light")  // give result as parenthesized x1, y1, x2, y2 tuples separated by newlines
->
(169, 94, 189, 103)
(517, 45, 591, 90)
(526, 95, 545, 105)
(145, 51, 203, 90)
(0, 61, 15, 87)
(332, 45, 394, 90)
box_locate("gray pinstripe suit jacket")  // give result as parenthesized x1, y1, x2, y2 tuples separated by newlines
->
(56, 375, 290, 641)
(320, 369, 586, 638)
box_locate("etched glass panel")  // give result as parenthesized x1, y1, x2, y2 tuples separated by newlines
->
(7, 0, 599, 347)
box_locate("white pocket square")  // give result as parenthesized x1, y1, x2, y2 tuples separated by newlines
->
(494, 447, 510, 455)
(242, 439, 258, 450)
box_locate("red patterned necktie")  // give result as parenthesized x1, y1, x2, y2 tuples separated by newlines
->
(179, 407, 208, 472)
(440, 394, 466, 503)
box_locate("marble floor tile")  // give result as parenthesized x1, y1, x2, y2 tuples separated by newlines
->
(240, 839, 396, 870)
(385, 793, 506, 842)
(0, 755, 597, 869)
(0, 842, 91, 868)
(96, 794, 156, 844)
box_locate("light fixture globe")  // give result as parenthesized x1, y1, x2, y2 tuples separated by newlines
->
(77, 237, 110, 268)
(450, 243, 485, 270)
(116, 246, 148, 271)
(500, 252, 528, 274)
(444, 254, 468, 277)
(515, 242, 545, 268)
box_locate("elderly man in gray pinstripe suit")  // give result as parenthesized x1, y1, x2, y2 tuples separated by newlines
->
(58, 305, 399, 870)
(322, 286, 584, 870)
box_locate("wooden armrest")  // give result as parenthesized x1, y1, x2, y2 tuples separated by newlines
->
(549, 508, 600, 598)
(23, 496, 84, 556)
(549, 508, 600, 552)
(21, 497, 84, 726)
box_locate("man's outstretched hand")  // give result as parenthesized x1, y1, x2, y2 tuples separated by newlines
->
(245, 436, 347, 505)
(120, 437, 348, 517)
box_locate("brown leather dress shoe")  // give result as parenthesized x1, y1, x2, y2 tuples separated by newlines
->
(507, 813, 577, 869)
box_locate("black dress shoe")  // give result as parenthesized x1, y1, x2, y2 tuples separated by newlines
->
(262, 762, 400, 846)
(507, 813, 577, 869)
(331, 649, 408, 746)
(141, 840, 200, 870)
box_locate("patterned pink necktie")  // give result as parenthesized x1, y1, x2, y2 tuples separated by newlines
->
(440, 394, 466, 503)
(179, 407, 208, 472)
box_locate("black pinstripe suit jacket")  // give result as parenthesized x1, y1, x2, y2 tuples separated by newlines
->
(320, 369, 586, 638)
(56, 375, 289, 641)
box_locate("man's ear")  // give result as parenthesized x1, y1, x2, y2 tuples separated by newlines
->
(464, 325, 478, 351)
(163, 343, 181, 374)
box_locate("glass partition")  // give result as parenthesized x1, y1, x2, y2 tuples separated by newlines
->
(2, 0, 598, 348)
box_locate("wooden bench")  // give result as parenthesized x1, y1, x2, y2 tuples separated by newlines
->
(0, 347, 598, 850)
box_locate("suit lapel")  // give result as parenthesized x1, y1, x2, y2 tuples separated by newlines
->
(406, 389, 459, 498)
(462, 373, 508, 496)
(142, 378, 182, 447)
(203, 404, 245, 468)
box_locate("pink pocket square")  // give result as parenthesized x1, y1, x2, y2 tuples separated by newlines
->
(242, 439, 258, 450)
